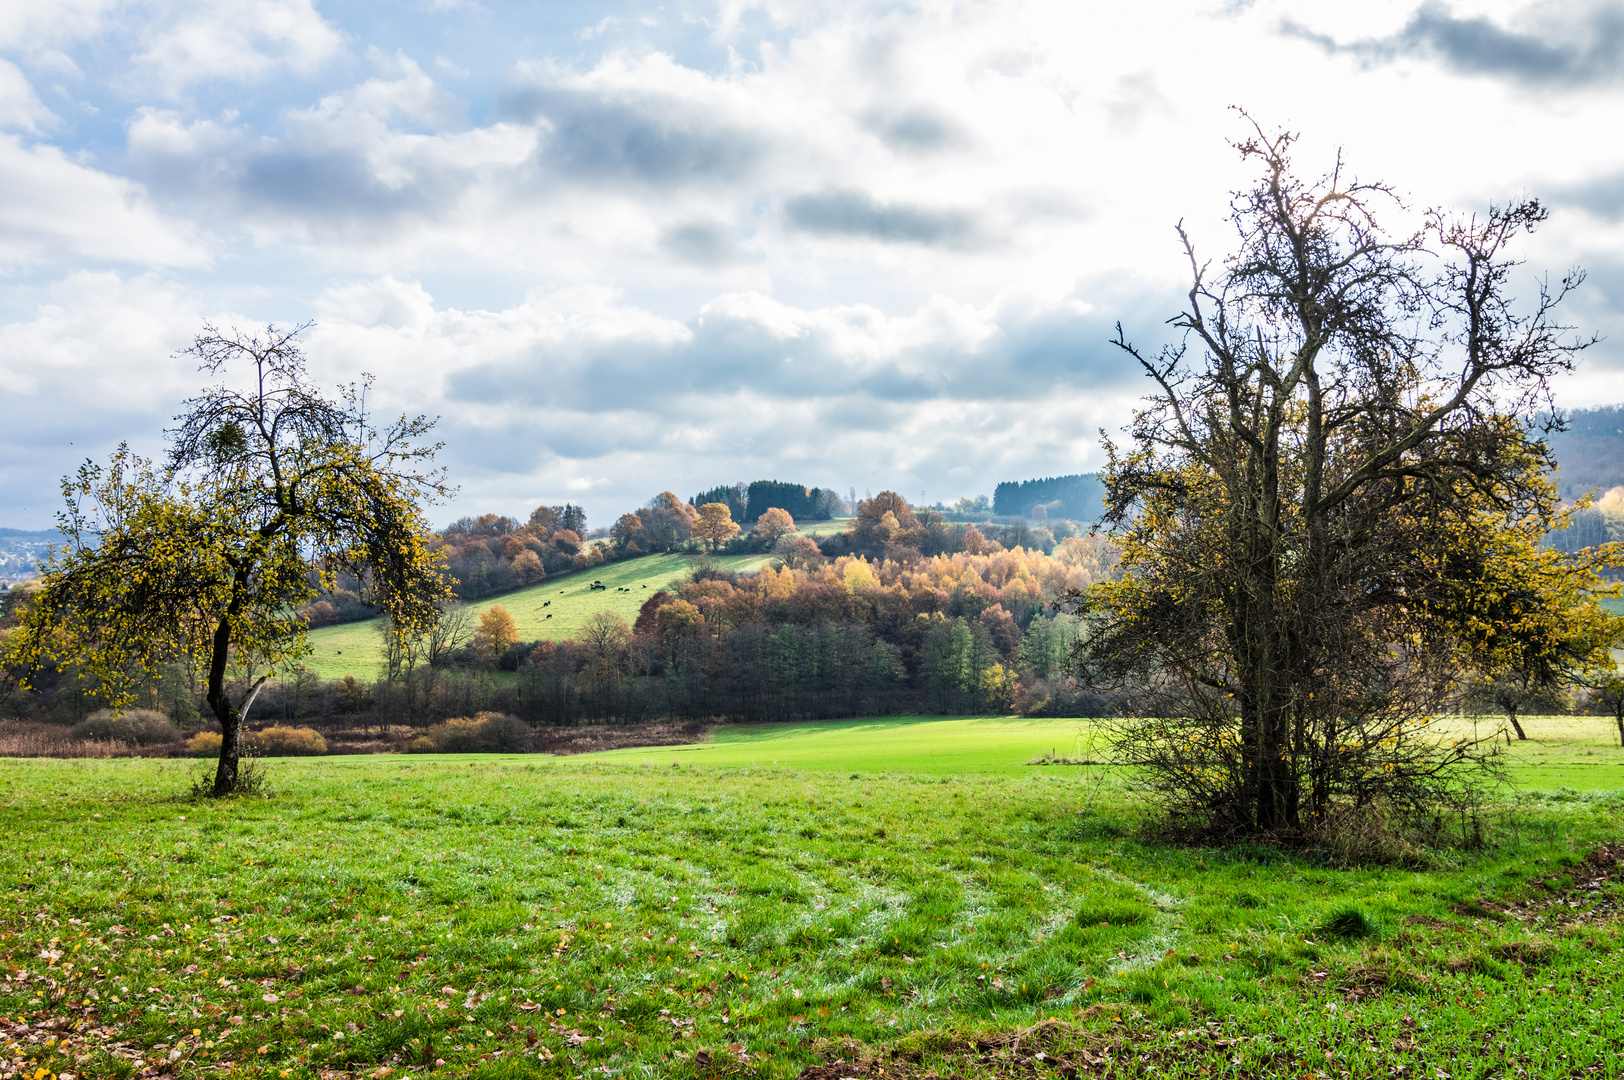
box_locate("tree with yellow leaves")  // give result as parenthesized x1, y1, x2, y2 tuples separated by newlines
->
(1456, 518, 1624, 740)
(693, 502, 740, 552)
(475, 604, 520, 661)
(2, 323, 452, 795)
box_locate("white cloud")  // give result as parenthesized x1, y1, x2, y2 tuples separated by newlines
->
(0, 134, 206, 270)
(0, 272, 203, 522)
(125, 0, 347, 98)
(0, 60, 56, 132)
(0, 0, 120, 55)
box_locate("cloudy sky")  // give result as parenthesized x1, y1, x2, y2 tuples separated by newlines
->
(2, 0, 1623, 530)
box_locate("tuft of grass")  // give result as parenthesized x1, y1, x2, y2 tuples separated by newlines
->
(1317, 905, 1380, 940)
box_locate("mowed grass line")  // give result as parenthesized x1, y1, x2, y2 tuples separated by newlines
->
(1, 752, 1621, 1080)
(300, 553, 769, 680)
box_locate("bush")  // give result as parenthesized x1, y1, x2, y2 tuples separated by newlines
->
(247, 726, 327, 757)
(411, 712, 532, 754)
(70, 709, 181, 746)
(187, 731, 223, 757)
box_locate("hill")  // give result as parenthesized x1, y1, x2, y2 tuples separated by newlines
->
(992, 472, 1104, 521)
(1547, 404, 1624, 498)
(299, 552, 769, 679)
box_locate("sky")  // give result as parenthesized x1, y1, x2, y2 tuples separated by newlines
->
(2, 0, 1623, 531)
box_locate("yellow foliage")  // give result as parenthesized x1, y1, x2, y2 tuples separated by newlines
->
(475, 605, 520, 658)
(841, 558, 880, 593)
(248, 726, 327, 756)
(694, 502, 741, 551)
(187, 731, 223, 757)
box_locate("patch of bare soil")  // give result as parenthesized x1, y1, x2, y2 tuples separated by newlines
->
(530, 720, 708, 755)
(793, 1017, 1124, 1080)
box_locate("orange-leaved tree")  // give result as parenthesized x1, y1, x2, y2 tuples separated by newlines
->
(693, 502, 740, 552)
(475, 605, 520, 660)
(754, 506, 796, 547)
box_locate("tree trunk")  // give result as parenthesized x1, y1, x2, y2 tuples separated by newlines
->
(1615, 707, 1623, 748)
(205, 615, 242, 795)
(1508, 708, 1527, 741)
(207, 563, 258, 796)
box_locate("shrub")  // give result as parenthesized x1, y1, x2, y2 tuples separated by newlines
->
(413, 712, 532, 754)
(408, 735, 437, 753)
(70, 709, 181, 746)
(187, 731, 223, 757)
(247, 726, 327, 757)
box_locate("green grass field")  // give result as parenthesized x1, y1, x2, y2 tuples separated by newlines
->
(791, 518, 852, 537)
(589, 713, 1624, 789)
(593, 717, 1096, 776)
(300, 553, 769, 680)
(2, 717, 1622, 1079)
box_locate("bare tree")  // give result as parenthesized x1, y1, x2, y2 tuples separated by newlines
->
(1072, 114, 1607, 836)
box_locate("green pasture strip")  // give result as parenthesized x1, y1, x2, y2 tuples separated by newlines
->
(1, 755, 1619, 1079)
(787, 519, 852, 537)
(299, 553, 770, 680)
(585, 714, 1624, 790)
(1456, 714, 1624, 792)
(587, 717, 1098, 776)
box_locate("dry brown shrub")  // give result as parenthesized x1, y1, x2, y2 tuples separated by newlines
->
(247, 725, 328, 756)
(187, 731, 223, 757)
(0, 720, 132, 758)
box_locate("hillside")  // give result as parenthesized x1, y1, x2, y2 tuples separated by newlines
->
(299, 552, 769, 679)
(1547, 404, 1624, 498)
(992, 472, 1104, 521)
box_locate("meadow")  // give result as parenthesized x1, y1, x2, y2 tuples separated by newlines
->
(2, 716, 1621, 1079)
(300, 554, 769, 681)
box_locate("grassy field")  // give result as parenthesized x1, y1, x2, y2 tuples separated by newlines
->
(594, 718, 1097, 776)
(300, 554, 770, 680)
(792, 519, 852, 538)
(2, 717, 1622, 1079)
(593, 713, 1624, 789)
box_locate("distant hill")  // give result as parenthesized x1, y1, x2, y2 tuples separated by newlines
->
(0, 528, 58, 541)
(991, 406, 1624, 525)
(1545, 405, 1624, 499)
(992, 473, 1105, 522)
